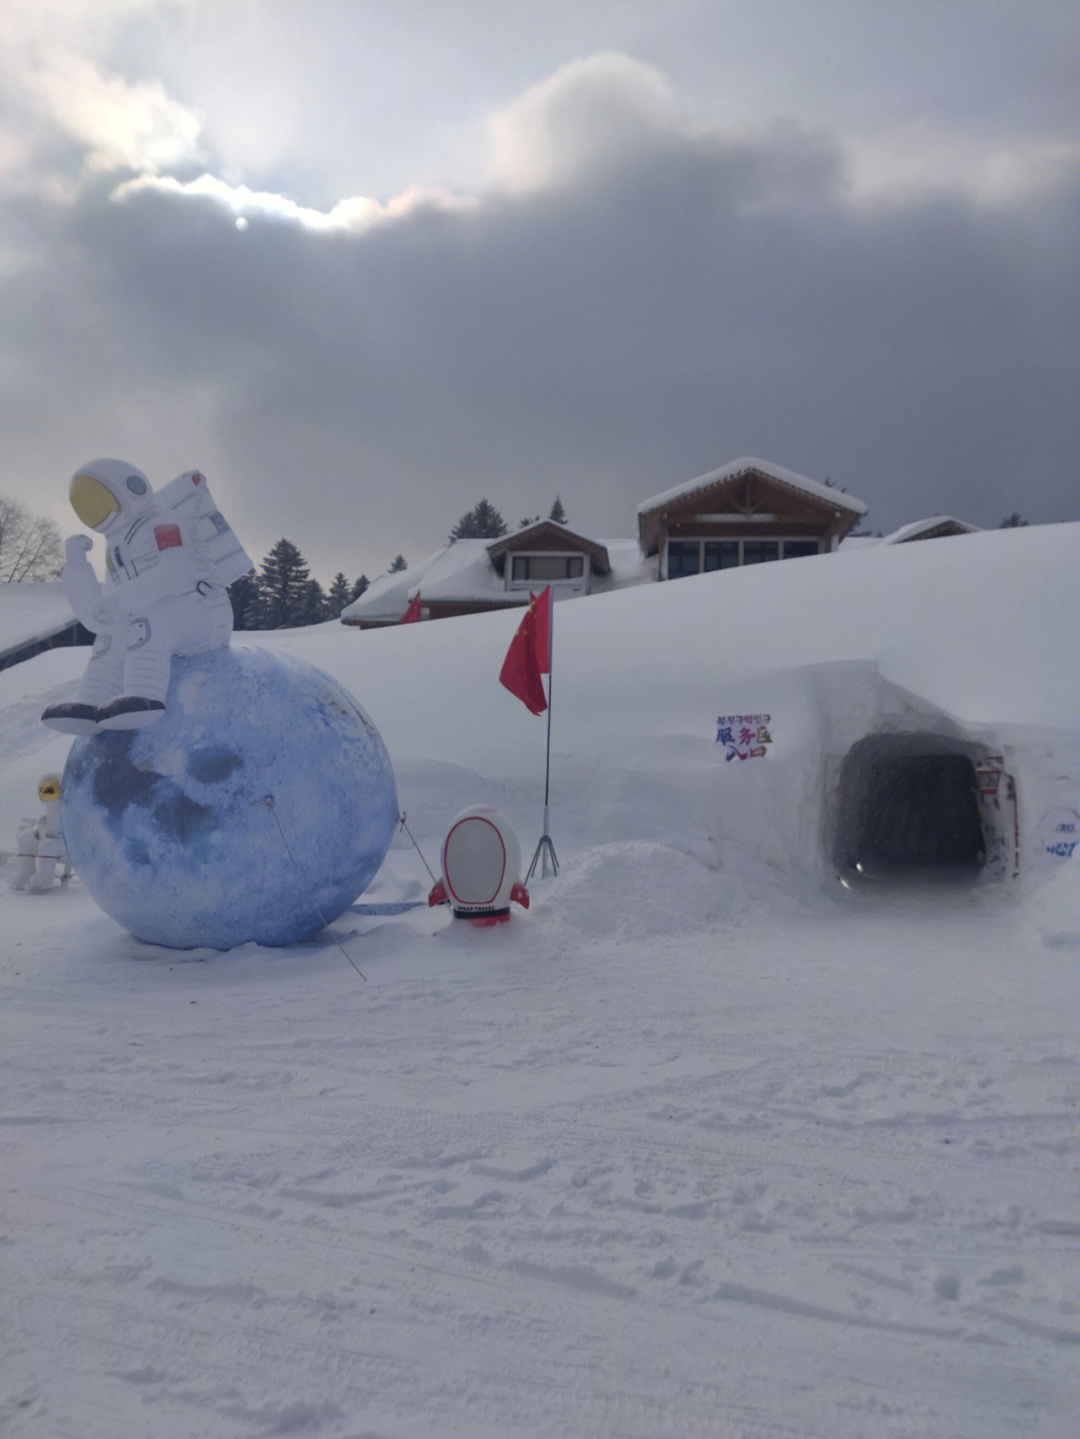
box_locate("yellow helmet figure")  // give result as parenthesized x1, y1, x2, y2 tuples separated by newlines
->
(69, 459, 152, 532)
(37, 774, 62, 804)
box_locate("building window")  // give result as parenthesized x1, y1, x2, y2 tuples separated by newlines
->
(703, 540, 740, 571)
(742, 540, 781, 565)
(665, 536, 820, 577)
(510, 553, 585, 586)
(666, 540, 701, 577)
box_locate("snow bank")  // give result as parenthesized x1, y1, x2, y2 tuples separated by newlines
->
(0, 581, 78, 661)
(1028, 848, 1080, 947)
(3, 523, 1080, 1438)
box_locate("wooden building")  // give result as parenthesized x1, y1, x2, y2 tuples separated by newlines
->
(636, 457, 868, 580)
(341, 458, 879, 628)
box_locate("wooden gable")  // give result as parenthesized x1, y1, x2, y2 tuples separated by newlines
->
(638, 464, 863, 556)
(487, 521, 611, 577)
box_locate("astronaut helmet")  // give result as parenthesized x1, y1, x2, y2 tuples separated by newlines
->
(428, 805, 529, 924)
(37, 774, 61, 806)
(69, 459, 154, 534)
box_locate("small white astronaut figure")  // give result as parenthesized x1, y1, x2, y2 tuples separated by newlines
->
(10, 775, 72, 891)
(41, 459, 253, 734)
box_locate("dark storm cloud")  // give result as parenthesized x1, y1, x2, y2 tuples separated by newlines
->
(4, 121, 1078, 582)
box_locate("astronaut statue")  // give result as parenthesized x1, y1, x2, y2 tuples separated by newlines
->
(10, 775, 72, 891)
(41, 460, 253, 734)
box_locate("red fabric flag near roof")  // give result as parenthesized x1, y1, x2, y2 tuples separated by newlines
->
(531, 585, 552, 675)
(400, 593, 422, 624)
(499, 587, 551, 714)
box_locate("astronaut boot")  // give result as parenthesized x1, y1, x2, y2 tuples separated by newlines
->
(96, 696, 167, 730)
(40, 701, 101, 735)
(10, 855, 35, 891)
(42, 643, 124, 734)
(28, 858, 59, 892)
(97, 634, 172, 730)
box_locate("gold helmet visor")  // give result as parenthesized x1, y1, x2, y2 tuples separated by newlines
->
(70, 473, 121, 530)
(38, 775, 61, 803)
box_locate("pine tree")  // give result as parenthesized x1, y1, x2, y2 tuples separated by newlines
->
(227, 571, 261, 630)
(449, 499, 506, 542)
(326, 572, 354, 618)
(257, 538, 311, 628)
(999, 513, 1029, 528)
(351, 574, 369, 600)
(549, 495, 567, 525)
(296, 577, 327, 626)
(389, 555, 407, 572)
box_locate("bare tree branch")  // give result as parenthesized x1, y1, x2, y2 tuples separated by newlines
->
(0, 495, 64, 582)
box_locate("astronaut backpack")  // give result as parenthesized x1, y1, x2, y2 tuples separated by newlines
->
(155, 470, 254, 586)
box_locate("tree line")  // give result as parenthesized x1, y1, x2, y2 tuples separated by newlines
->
(229, 539, 375, 630)
(230, 496, 570, 629)
(449, 495, 567, 541)
(231, 496, 570, 629)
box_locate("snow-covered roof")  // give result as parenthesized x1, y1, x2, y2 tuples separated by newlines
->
(603, 539, 654, 586)
(882, 517, 979, 544)
(0, 582, 79, 664)
(637, 457, 868, 518)
(340, 538, 652, 625)
(340, 542, 503, 624)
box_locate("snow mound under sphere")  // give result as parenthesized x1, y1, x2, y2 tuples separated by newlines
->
(60, 646, 399, 949)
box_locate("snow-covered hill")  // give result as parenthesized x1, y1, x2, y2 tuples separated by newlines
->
(0, 582, 81, 668)
(2, 527, 1079, 1437)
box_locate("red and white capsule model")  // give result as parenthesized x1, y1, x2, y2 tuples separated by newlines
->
(428, 806, 530, 925)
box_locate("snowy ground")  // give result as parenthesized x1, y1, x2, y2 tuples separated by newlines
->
(2, 532, 1080, 1437)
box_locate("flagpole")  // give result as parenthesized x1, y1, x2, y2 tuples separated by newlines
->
(527, 590, 558, 880)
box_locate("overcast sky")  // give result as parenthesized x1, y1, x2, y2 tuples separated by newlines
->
(2, 1, 1077, 584)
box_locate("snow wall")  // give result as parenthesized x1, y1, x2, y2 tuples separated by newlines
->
(701, 663, 973, 890)
(703, 660, 1080, 896)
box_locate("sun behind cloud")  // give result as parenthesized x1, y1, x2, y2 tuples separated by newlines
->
(484, 52, 690, 192)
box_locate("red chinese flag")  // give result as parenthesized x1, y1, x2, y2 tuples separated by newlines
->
(400, 593, 422, 624)
(531, 585, 552, 675)
(499, 588, 551, 714)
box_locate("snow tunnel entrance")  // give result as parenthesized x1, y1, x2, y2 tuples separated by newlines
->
(833, 734, 990, 883)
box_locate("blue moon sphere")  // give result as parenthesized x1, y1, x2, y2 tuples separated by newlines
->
(61, 646, 399, 949)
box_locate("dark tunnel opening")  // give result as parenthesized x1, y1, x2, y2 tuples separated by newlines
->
(834, 736, 988, 883)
